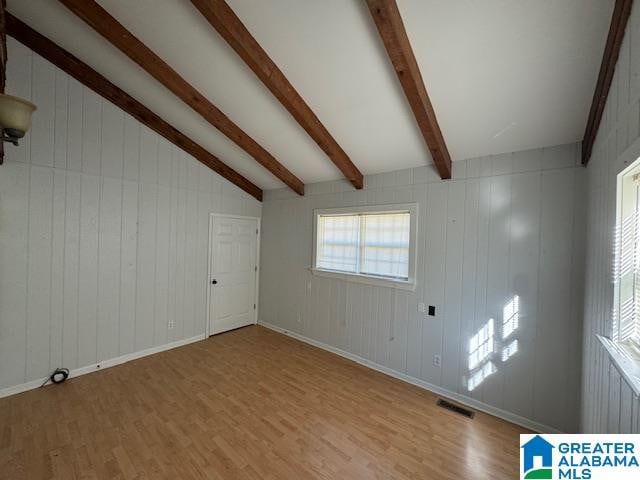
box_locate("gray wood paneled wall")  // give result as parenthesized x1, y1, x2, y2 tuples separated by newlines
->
(0, 38, 261, 392)
(259, 143, 585, 433)
(581, 1, 640, 434)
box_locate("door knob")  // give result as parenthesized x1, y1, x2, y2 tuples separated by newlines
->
(211, 279, 218, 285)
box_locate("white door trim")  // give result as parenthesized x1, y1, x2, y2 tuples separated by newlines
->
(205, 214, 261, 337)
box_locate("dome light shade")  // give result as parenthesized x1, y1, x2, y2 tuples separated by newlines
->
(0, 94, 37, 146)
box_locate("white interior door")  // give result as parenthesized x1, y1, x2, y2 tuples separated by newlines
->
(209, 216, 258, 335)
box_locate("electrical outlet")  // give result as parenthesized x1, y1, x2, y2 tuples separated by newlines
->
(168, 321, 174, 330)
(433, 354, 441, 367)
(428, 305, 436, 316)
(418, 302, 426, 313)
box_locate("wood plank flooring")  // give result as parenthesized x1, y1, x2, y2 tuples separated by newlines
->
(0, 325, 528, 479)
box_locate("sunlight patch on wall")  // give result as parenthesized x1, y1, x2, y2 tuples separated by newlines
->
(468, 362, 496, 391)
(502, 295, 519, 339)
(468, 319, 494, 370)
(467, 295, 521, 392)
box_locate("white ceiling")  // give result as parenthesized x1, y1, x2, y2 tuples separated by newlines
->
(8, 0, 613, 191)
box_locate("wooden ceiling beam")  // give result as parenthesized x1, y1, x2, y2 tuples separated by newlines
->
(5, 14, 263, 200)
(190, 0, 363, 189)
(366, 0, 451, 179)
(58, 0, 304, 195)
(582, 0, 634, 165)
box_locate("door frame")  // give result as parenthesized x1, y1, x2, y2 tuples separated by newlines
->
(205, 213, 261, 337)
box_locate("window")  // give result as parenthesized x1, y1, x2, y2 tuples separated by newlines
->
(614, 164, 640, 348)
(601, 156, 640, 397)
(312, 204, 417, 288)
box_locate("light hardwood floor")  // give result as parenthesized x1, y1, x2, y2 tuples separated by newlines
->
(0, 325, 528, 479)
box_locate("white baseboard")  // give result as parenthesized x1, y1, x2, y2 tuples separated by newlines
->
(0, 334, 205, 399)
(259, 321, 562, 434)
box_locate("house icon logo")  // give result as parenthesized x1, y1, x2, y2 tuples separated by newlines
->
(521, 435, 554, 479)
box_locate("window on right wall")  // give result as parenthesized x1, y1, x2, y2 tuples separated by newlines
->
(603, 156, 640, 397)
(614, 161, 640, 348)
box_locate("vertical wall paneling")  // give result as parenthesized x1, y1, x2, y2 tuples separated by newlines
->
(259, 144, 585, 433)
(97, 176, 122, 361)
(66, 78, 82, 173)
(154, 138, 172, 346)
(421, 183, 447, 386)
(53, 69, 68, 170)
(25, 165, 54, 380)
(77, 174, 100, 367)
(502, 171, 541, 422)
(470, 177, 491, 404)
(184, 186, 198, 337)
(62, 171, 81, 369)
(480, 173, 512, 409)
(0, 38, 261, 393)
(458, 178, 480, 398)
(81, 89, 101, 176)
(119, 180, 138, 356)
(30, 54, 54, 168)
(0, 161, 29, 387)
(534, 169, 576, 430)
(49, 169, 66, 369)
(441, 180, 465, 393)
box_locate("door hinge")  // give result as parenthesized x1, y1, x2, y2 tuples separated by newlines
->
(256, 228, 258, 235)
(254, 265, 257, 272)
(253, 304, 256, 309)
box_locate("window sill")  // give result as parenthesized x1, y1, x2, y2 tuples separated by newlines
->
(310, 268, 416, 291)
(597, 335, 640, 397)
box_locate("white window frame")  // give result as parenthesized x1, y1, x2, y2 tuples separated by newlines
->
(311, 203, 418, 290)
(613, 162, 640, 349)
(601, 153, 640, 396)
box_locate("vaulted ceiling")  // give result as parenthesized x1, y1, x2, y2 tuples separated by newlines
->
(8, 0, 613, 191)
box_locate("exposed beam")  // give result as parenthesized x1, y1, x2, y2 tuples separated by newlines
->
(582, 0, 634, 165)
(366, 0, 451, 180)
(190, 0, 364, 190)
(0, 0, 7, 165)
(6, 14, 262, 201)
(58, 0, 304, 195)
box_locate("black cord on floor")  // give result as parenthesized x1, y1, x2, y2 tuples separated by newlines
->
(40, 367, 69, 387)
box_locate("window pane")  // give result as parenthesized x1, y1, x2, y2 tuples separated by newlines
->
(317, 215, 359, 273)
(614, 169, 640, 346)
(360, 212, 410, 279)
(618, 208, 640, 342)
